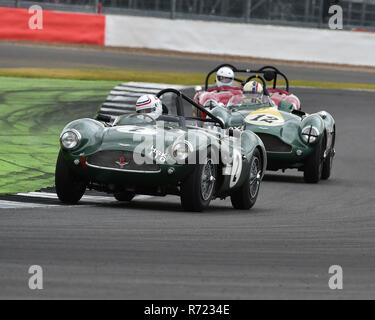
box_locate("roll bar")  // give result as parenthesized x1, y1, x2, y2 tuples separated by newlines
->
(204, 64, 289, 92)
(157, 88, 225, 129)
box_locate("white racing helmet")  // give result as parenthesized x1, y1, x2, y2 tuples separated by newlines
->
(136, 94, 163, 120)
(216, 67, 234, 87)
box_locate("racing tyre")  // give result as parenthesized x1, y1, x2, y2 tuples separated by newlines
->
(321, 130, 335, 180)
(180, 150, 217, 212)
(55, 150, 86, 204)
(230, 149, 262, 210)
(114, 192, 135, 202)
(303, 137, 325, 183)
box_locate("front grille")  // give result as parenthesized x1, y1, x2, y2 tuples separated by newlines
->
(87, 150, 160, 172)
(256, 133, 292, 153)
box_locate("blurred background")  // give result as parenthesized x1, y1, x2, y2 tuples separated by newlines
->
(2, 0, 375, 30)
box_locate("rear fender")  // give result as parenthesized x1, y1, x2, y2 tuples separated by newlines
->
(318, 111, 335, 132)
(318, 111, 336, 151)
(241, 131, 267, 176)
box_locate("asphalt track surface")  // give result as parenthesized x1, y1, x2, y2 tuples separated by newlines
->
(1, 86, 375, 299)
(1, 41, 375, 84)
(0, 43, 375, 299)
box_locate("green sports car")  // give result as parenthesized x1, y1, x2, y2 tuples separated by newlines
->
(211, 76, 336, 183)
(55, 89, 267, 212)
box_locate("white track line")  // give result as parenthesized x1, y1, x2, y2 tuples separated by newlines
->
(17, 192, 152, 202)
(101, 104, 135, 110)
(0, 200, 60, 209)
(122, 82, 187, 90)
(106, 96, 137, 102)
(0, 193, 153, 209)
(113, 87, 160, 94)
(109, 91, 154, 97)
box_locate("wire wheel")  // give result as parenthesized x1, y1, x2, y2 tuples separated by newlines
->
(249, 157, 261, 199)
(230, 149, 262, 210)
(180, 148, 217, 212)
(200, 159, 216, 201)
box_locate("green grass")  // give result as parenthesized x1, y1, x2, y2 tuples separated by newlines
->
(0, 68, 205, 85)
(1, 68, 375, 90)
(0, 77, 117, 194)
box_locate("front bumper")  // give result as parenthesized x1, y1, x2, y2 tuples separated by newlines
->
(62, 151, 195, 188)
(256, 134, 319, 170)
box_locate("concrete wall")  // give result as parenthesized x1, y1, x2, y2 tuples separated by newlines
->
(1, 8, 374, 67)
(106, 15, 375, 67)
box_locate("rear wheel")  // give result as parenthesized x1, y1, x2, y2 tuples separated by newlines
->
(230, 149, 262, 210)
(180, 152, 217, 212)
(303, 137, 325, 183)
(55, 151, 86, 204)
(114, 192, 135, 202)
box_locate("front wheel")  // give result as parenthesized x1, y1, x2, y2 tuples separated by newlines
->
(230, 149, 262, 210)
(303, 138, 325, 183)
(55, 151, 86, 204)
(180, 155, 217, 212)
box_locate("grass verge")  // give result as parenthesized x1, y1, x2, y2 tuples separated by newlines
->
(0, 68, 375, 90)
(0, 76, 117, 194)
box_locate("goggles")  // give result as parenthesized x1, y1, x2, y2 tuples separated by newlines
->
(217, 76, 233, 83)
(137, 107, 156, 114)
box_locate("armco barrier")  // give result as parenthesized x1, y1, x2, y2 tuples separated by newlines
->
(0, 7, 105, 45)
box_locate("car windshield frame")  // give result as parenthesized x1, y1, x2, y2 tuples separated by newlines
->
(226, 94, 276, 111)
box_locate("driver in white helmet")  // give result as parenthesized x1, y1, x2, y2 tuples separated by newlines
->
(135, 94, 163, 120)
(216, 66, 235, 88)
(243, 81, 264, 104)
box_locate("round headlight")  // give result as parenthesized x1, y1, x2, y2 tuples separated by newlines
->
(301, 126, 319, 144)
(172, 141, 193, 162)
(60, 129, 81, 150)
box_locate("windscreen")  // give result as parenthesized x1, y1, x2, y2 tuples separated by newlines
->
(227, 93, 275, 109)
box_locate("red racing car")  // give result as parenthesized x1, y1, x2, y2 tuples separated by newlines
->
(193, 64, 301, 115)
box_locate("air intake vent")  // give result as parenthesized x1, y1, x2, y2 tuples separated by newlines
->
(87, 151, 160, 172)
(256, 133, 292, 153)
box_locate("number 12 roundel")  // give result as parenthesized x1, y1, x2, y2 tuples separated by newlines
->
(245, 108, 285, 127)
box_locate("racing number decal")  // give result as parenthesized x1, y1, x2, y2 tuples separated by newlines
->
(116, 126, 156, 135)
(230, 150, 242, 188)
(245, 108, 285, 127)
(250, 114, 280, 123)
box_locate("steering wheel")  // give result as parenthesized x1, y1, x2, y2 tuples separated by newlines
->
(245, 96, 263, 104)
